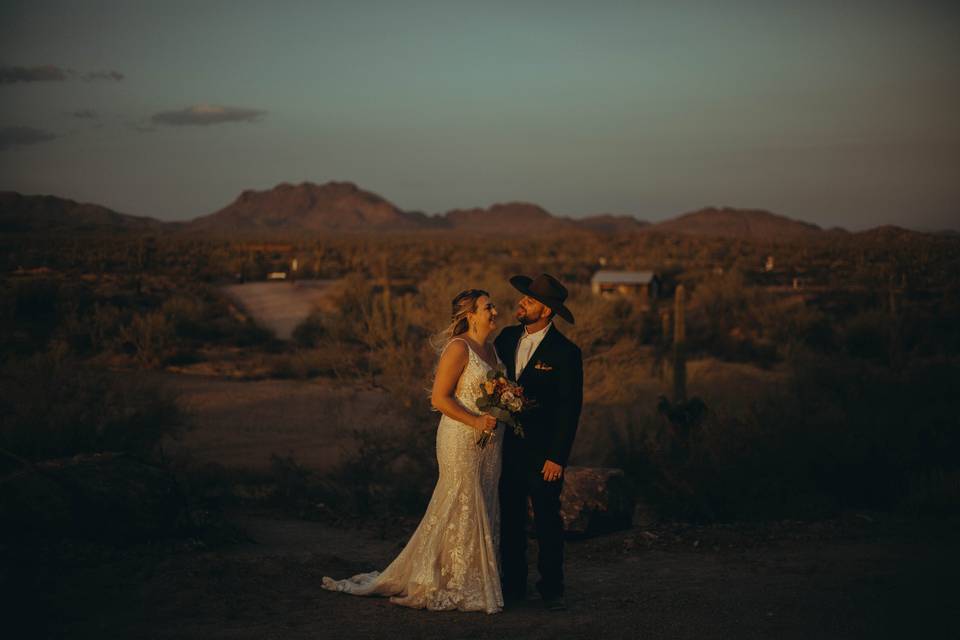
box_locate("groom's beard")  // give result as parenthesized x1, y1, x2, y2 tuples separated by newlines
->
(516, 309, 539, 325)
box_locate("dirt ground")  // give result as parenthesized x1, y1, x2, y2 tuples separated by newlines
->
(19, 509, 957, 640)
(51, 369, 948, 638)
(158, 372, 388, 471)
(154, 354, 788, 474)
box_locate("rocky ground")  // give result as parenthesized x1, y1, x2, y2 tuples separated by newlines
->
(9, 509, 956, 640)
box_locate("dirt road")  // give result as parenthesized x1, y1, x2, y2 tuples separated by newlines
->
(223, 280, 336, 340)
(30, 510, 957, 639)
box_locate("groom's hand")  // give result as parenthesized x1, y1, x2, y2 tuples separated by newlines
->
(541, 460, 564, 482)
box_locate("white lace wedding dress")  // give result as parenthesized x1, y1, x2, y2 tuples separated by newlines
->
(322, 338, 504, 614)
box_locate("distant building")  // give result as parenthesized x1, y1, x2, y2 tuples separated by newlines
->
(12, 266, 55, 277)
(591, 270, 660, 308)
(243, 242, 294, 253)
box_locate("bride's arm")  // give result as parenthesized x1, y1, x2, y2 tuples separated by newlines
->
(431, 340, 497, 432)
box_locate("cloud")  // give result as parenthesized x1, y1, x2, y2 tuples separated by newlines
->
(81, 70, 124, 82)
(151, 104, 267, 126)
(0, 126, 57, 150)
(0, 64, 68, 83)
(70, 109, 98, 119)
(0, 64, 124, 84)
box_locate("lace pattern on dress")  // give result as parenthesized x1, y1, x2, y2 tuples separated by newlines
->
(321, 338, 504, 614)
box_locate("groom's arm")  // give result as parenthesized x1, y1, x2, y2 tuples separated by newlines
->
(545, 343, 583, 468)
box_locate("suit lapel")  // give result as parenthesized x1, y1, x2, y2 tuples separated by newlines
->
(500, 325, 521, 381)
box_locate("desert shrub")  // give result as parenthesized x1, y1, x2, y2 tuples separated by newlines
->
(1, 274, 273, 362)
(266, 348, 348, 379)
(0, 277, 81, 356)
(564, 286, 652, 356)
(582, 338, 657, 404)
(162, 286, 273, 349)
(294, 264, 516, 388)
(319, 274, 375, 344)
(842, 309, 892, 361)
(610, 351, 960, 521)
(317, 426, 435, 518)
(757, 299, 835, 355)
(0, 349, 190, 473)
(119, 310, 172, 366)
(64, 302, 124, 355)
(162, 294, 208, 339)
(268, 454, 327, 513)
(12, 277, 62, 342)
(253, 390, 439, 521)
(292, 310, 327, 347)
(685, 270, 776, 362)
(340, 374, 439, 515)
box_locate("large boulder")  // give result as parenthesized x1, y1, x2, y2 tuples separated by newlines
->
(527, 466, 635, 537)
(0, 452, 187, 544)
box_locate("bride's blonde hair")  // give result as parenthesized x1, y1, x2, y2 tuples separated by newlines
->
(430, 288, 489, 352)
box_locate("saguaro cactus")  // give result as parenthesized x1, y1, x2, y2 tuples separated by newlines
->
(380, 253, 394, 341)
(673, 284, 687, 403)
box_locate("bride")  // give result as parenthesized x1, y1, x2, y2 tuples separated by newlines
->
(322, 288, 505, 614)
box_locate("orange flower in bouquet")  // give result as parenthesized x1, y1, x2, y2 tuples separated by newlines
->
(475, 368, 530, 448)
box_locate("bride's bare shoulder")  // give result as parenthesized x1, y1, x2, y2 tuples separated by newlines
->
(439, 337, 469, 361)
(435, 339, 470, 382)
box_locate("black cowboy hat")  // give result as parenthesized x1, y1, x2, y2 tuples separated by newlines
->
(509, 273, 575, 324)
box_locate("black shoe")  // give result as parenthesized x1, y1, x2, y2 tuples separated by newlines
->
(503, 591, 526, 607)
(542, 595, 567, 611)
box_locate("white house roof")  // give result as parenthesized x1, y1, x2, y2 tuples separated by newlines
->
(591, 270, 657, 284)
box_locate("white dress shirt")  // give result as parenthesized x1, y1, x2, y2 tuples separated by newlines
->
(515, 322, 551, 378)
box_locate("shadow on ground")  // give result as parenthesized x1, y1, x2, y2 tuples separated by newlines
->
(7, 509, 957, 640)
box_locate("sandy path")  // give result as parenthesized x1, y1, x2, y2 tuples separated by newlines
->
(222, 280, 336, 340)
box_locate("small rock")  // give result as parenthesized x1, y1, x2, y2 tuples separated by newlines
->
(555, 467, 635, 536)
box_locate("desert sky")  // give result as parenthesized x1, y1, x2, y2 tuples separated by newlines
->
(1, 0, 958, 230)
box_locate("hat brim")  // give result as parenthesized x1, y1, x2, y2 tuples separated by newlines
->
(509, 275, 575, 324)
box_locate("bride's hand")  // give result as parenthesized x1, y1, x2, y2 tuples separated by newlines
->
(475, 414, 497, 431)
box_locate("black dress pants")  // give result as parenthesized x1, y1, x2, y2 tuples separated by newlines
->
(499, 462, 565, 599)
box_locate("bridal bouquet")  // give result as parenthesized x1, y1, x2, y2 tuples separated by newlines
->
(475, 368, 529, 449)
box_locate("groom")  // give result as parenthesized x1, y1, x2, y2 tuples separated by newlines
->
(495, 273, 583, 611)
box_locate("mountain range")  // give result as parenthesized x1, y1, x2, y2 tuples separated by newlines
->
(0, 181, 937, 239)
(0, 191, 163, 234)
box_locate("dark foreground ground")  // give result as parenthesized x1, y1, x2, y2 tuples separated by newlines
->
(8, 509, 958, 640)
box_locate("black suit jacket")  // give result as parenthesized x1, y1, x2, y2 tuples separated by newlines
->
(494, 323, 583, 472)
